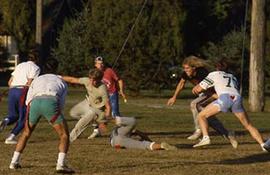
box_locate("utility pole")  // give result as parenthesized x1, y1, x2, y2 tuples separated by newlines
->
(249, 0, 266, 112)
(36, 0, 43, 63)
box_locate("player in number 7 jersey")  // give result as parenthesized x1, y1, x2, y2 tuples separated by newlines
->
(192, 59, 266, 151)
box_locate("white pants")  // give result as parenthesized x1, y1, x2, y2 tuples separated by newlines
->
(69, 99, 102, 142)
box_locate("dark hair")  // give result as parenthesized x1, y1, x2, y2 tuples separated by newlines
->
(216, 58, 229, 72)
(43, 58, 59, 74)
(28, 49, 39, 62)
(89, 68, 103, 81)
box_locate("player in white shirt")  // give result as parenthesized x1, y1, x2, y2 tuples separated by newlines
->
(9, 59, 74, 173)
(192, 59, 265, 151)
(0, 51, 40, 144)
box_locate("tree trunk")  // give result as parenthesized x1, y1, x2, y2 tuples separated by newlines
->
(249, 0, 265, 112)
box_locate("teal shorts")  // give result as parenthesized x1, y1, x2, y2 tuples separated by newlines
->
(28, 96, 64, 125)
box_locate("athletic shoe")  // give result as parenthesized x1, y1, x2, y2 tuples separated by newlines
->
(161, 142, 177, 150)
(56, 164, 75, 174)
(0, 119, 8, 132)
(263, 139, 270, 152)
(87, 130, 100, 139)
(5, 138, 17, 145)
(228, 131, 238, 149)
(9, 162, 21, 169)
(187, 129, 202, 140)
(193, 137, 211, 148)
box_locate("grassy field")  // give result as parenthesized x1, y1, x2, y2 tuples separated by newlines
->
(0, 88, 270, 175)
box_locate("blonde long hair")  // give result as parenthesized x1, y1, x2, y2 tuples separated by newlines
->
(182, 55, 207, 68)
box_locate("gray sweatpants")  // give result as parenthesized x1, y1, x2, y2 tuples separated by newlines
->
(110, 117, 154, 150)
(69, 99, 104, 142)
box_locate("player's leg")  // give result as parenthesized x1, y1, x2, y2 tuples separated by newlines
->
(110, 92, 120, 117)
(193, 103, 220, 147)
(52, 121, 74, 173)
(0, 88, 21, 132)
(9, 100, 39, 170)
(69, 99, 89, 119)
(6, 102, 27, 144)
(234, 112, 264, 146)
(70, 109, 96, 142)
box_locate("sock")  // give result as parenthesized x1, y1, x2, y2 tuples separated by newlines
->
(57, 152, 66, 166)
(11, 151, 21, 164)
(202, 135, 209, 140)
(93, 128, 99, 133)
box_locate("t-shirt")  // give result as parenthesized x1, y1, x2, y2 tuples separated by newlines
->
(11, 61, 40, 86)
(26, 74, 67, 108)
(102, 68, 119, 94)
(199, 71, 240, 96)
(181, 67, 209, 85)
(78, 77, 109, 109)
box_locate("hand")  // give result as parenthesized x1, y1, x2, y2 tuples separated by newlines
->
(119, 91, 127, 102)
(167, 97, 176, 106)
(192, 85, 202, 95)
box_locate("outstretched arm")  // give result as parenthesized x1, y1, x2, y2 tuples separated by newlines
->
(61, 76, 80, 84)
(167, 78, 186, 106)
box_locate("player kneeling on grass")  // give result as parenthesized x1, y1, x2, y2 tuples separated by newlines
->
(192, 59, 266, 151)
(110, 116, 177, 150)
(62, 68, 111, 142)
(9, 59, 75, 174)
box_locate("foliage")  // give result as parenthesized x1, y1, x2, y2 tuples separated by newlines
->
(53, 0, 185, 91)
(0, 0, 36, 57)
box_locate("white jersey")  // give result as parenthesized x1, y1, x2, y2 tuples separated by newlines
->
(26, 74, 67, 108)
(10, 61, 40, 87)
(199, 71, 240, 96)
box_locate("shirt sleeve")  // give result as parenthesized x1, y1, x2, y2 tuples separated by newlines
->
(78, 77, 90, 86)
(199, 73, 215, 90)
(100, 84, 109, 104)
(58, 82, 68, 109)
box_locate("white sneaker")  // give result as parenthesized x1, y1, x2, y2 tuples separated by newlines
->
(87, 130, 100, 139)
(56, 164, 75, 174)
(187, 129, 202, 140)
(160, 142, 177, 150)
(227, 131, 238, 149)
(5, 138, 17, 145)
(193, 137, 211, 148)
(9, 162, 21, 169)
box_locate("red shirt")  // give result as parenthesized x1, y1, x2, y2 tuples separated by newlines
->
(102, 68, 119, 94)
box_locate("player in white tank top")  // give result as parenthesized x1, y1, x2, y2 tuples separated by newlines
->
(191, 59, 266, 151)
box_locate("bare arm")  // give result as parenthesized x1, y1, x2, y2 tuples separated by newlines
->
(192, 84, 204, 95)
(167, 78, 186, 106)
(118, 79, 127, 101)
(61, 76, 80, 84)
(8, 76, 13, 87)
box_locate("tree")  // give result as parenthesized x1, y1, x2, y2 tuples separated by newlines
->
(53, 0, 185, 92)
(249, 0, 265, 112)
(0, 0, 36, 59)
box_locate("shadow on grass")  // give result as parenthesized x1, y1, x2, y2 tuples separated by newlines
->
(218, 152, 270, 164)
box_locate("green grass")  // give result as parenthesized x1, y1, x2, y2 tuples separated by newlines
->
(0, 89, 270, 175)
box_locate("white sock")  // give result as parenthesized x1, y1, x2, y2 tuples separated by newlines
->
(202, 135, 209, 140)
(11, 151, 21, 164)
(57, 152, 66, 166)
(93, 128, 99, 133)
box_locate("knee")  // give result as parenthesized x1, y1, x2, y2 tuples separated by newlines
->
(190, 101, 196, 110)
